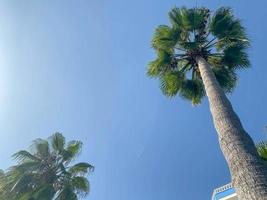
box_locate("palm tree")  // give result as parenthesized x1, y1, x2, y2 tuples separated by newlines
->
(148, 7, 267, 199)
(3, 133, 94, 200)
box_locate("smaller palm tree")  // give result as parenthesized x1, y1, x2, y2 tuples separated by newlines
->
(3, 133, 94, 200)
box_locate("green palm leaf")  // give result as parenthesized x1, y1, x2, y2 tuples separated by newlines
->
(160, 71, 184, 97)
(71, 176, 90, 196)
(212, 66, 237, 93)
(147, 50, 173, 77)
(12, 150, 40, 163)
(221, 44, 250, 69)
(68, 162, 94, 176)
(180, 79, 205, 105)
(31, 139, 50, 157)
(63, 141, 83, 163)
(50, 132, 65, 152)
(152, 25, 181, 51)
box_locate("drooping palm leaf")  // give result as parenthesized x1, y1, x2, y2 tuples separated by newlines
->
(12, 150, 40, 163)
(68, 162, 94, 177)
(71, 176, 90, 196)
(180, 79, 205, 105)
(160, 71, 185, 97)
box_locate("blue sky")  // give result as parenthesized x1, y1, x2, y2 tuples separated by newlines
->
(0, 0, 266, 199)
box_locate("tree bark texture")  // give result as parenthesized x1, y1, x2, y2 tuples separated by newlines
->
(196, 56, 267, 200)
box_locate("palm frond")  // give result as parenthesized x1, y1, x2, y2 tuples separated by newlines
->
(168, 7, 188, 29)
(31, 139, 50, 157)
(160, 71, 185, 97)
(68, 163, 94, 177)
(152, 25, 181, 51)
(54, 185, 78, 200)
(10, 173, 37, 195)
(50, 132, 65, 153)
(71, 176, 90, 197)
(8, 161, 40, 175)
(179, 79, 205, 105)
(31, 184, 55, 200)
(147, 50, 173, 77)
(212, 66, 238, 93)
(63, 141, 83, 163)
(210, 7, 249, 49)
(221, 44, 250, 69)
(12, 150, 40, 163)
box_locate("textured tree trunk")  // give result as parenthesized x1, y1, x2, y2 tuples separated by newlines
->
(196, 56, 267, 200)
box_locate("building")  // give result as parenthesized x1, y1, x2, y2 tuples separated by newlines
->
(212, 183, 237, 200)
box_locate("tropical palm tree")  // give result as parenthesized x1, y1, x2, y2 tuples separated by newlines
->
(148, 7, 267, 200)
(2, 133, 94, 200)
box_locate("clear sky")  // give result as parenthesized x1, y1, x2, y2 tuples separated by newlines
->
(0, 0, 266, 199)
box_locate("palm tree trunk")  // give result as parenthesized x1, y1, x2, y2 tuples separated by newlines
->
(196, 56, 267, 200)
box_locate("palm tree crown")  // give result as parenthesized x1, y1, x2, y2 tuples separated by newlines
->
(148, 7, 250, 104)
(2, 133, 94, 200)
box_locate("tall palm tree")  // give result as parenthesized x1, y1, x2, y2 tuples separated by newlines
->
(2, 133, 94, 200)
(148, 7, 267, 199)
